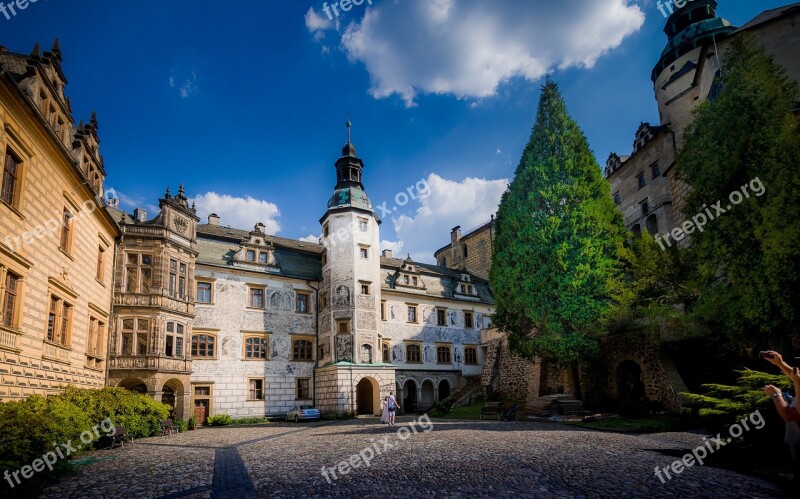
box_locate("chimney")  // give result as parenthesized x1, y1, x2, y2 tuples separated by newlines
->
(450, 226, 462, 246)
(382, 249, 393, 258)
(133, 208, 147, 223)
(208, 213, 220, 226)
(255, 222, 266, 235)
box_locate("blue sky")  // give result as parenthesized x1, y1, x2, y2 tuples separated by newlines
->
(0, 0, 789, 261)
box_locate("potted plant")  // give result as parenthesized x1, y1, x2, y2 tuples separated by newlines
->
(188, 415, 197, 430)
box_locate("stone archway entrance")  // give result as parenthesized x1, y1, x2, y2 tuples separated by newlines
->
(356, 377, 379, 415)
(616, 360, 646, 402)
(119, 378, 147, 394)
(420, 380, 435, 411)
(438, 380, 451, 401)
(162, 379, 185, 419)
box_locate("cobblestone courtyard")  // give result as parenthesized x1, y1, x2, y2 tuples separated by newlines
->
(42, 418, 781, 498)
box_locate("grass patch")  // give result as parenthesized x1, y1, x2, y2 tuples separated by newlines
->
(564, 414, 689, 433)
(437, 402, 485, 420)
(230, 417, 269, 426)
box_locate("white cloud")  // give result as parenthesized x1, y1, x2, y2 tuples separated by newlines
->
(169, 69, 198, 98)
(327, 0, 643, 106)
(299, 233, 321, 243)
(391, 173, 508, 263)
(192, 192, 281, 234)
(380, 240, 405, 257)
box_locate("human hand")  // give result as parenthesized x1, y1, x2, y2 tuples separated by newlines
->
(764, 385, 782, 397)
(763, 351, 784, 366)
(791, 367, 800, 385)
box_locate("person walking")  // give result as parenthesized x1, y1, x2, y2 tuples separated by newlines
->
(380, 396, 390, 424)
(763, 350, 800, 487)
(387, 392, 400, 426)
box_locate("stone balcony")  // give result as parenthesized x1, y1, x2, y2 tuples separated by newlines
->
(109, 355, 192, 374)
(113, 292, 195, 316)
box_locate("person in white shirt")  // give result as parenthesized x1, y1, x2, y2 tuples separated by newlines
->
(386, 392, 400, 427)
(763, 351, 800, 484)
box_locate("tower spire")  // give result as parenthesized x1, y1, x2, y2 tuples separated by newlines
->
(346, 116, 352, 145)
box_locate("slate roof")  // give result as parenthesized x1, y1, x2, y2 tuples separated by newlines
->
(736, 3, 800, 32)
(379, 256, 495, 305)
(0, 50, 29, 78)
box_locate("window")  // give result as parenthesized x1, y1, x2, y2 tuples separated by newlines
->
(412, 277, 418, 286)
(407, 305, 418, 323)
(437, 345, 452, 364)
(178, 263, 187, 299)
(437, 309, 446, 327)
(360, 247, 369, 259)
(249, 287, 265, 308)
(406, 344, 421, 363)
(320, 292, 328, 310)
(296, 292, 310, 313)
(121, 318, 149, 355)
(463, 244, 468, 258)
(248, 378, 264, 400)
(85, 317, 105, 368)
(442, 257, 447, 267)
(323, 223, 330, 237)
(613, 192, 621, 205)
(292, 339, 314, 361)
(337, 321, 349, 335)
(46, 295, 72, 346)
(259, 252, 268, 263)
(2, 271, 19, 328)
(125, 254, 152, 294)
(246, 250, 256, 261)
(358, 218, 368, 232)
(96, 246, 106, 282)
(321, 252, 327, 266)
(637, 173, 646, 189)
(169, 259, 177, 296)
(59, 209, 73, 253)
(403, 275, 409, 285)
(464, 312, 474, 329)
(2, 148, 20, 207)
(467, 285, 474, 294)
(191, 334, 216, 358)
(382, 340, 391, 363)
(244, 336, 269, 359)
(465, 346, 478, 365)
(640, 200, 650, 216)
(360, 282, 370, 295)
(296, 378, 311, 400)
(197, 282, 212, 304)
(651, 162, 661, 179)
(380, 300, 387, 321)
(165, 323, 184, 357)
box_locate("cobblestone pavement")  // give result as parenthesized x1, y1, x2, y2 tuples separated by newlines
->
(41, 418, 782, 498)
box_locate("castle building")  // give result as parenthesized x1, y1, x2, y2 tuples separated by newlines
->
(433, 220, 495, 281)
(0, 41, 120, 400)
(105, 124, 495, 422)
(608, 1, 800, 237)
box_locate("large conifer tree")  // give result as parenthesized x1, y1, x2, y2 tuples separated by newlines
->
(490, 79, 627, 378)
(676, 34, 800, 348)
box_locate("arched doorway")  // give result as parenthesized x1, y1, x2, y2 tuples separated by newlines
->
(402, 379, 417, 414)
(163, 379, 185, 419)
(438, 380, 451, 401)
(420, 380, 435, 410)
(356, 377, 378, 416)
(119, 378, 147, 394)
(162, 386, 175, 415)
(616, 360, 646, 402)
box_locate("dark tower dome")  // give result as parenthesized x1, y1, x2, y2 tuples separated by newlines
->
(651, 0, 735, 82)
(322, 120, 380, 221)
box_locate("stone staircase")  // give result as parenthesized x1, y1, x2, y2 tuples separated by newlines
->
(449, 377, 483, 408)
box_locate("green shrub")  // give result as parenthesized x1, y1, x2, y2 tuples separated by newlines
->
(206, 414, 233, 426)
(232, 417, 268, 425)
(175, 419, 189, 432)
(188, 415, 197, 429)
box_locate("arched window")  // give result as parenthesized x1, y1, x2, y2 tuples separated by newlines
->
(191, 334, 216, 358)
(293, 339, 313, 361)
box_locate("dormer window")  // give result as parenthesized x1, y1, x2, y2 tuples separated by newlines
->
(246, 250, 256, 261)
(259, 252, 268, 264)
(412, 277, 418, 286)
(403, 275, 409, 285)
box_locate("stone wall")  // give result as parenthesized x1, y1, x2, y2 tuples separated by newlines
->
(480, 333, 536, 403)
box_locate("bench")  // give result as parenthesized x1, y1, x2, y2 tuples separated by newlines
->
(161, 419, 177, 436)
(480, 402, 503, 420)
(108, 426, 130, 449)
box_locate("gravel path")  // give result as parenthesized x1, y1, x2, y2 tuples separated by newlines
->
(40, 418, 782, 498)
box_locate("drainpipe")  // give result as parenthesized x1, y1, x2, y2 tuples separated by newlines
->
(105, 230, 122, 389)
(306, 279, 320, 408)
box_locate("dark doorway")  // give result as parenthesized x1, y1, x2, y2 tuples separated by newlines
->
(356, 377, 375, 415)
(403, 380, 417, 414)
(438, 380, 451, 401)
(616, 360, 646, 402)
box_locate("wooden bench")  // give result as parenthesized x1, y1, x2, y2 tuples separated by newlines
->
(108, 426, 130, 449)
(480, 402, 503, 420)
(161, 419, 177, 436)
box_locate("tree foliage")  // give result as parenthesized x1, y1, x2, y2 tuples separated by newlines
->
(675, 34, 800, 347)
(490, 78, 627, 366)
